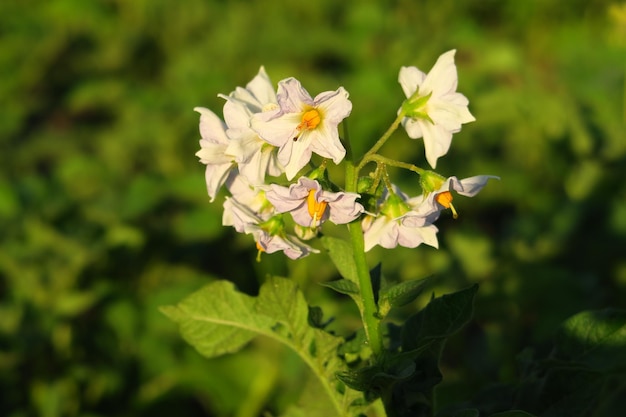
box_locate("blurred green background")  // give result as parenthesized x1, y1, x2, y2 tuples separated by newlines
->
(1, 0, 625, 416)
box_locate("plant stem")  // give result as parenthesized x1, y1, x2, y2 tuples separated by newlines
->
(344, 133, 384, 359)
(366, 154, 426, 176)
(357, 111, 406, 174)
(349, 211, 383, 357)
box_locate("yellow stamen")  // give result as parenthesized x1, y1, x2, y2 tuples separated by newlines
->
(255, 241, 265, 262)
(297, 109, 321, 131)
(307, 189, 328, 227)
(435, 191, 458, 219)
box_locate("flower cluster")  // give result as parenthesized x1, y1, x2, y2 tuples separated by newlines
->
(195, 67, 362, 259)
(195, 51, 498, 259)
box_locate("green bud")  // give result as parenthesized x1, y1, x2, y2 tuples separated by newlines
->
(357, 176, 374, 193)
(419, 170, 446, 194)
(380, 193, 411, 219)
(259, 214, 285, 235)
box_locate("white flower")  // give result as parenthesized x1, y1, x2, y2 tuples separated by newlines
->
(265, 177, 363, 228)
(399, 50, 475, 168)
(194, 107, 235, 202)
(220, 67, 283, 185)
(222, 173, 274, 231)
(362, 187, 439, 252)
(245, 223, 319, 260)
(251, 78, 352, 180)
(409, 174, 500, 221)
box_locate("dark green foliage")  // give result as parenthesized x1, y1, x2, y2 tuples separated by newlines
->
(1, 0, 625, 416)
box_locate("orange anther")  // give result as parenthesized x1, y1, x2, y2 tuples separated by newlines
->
(297, 109, 321, 131)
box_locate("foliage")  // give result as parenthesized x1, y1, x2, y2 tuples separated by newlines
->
(1, 0, 625, 416)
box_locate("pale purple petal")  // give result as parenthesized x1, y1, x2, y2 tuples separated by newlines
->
(454, 175, 500, 197)
(265, 180, 309, 213)
(398, 223, 439, 249)
(195, 107, 229, 145)
(324, 191, 363, 224)
(246, 225, 318, 259)
(276, 78, 313, 112)
(314, 86, 352, 123)
(223, 197, 261, 233)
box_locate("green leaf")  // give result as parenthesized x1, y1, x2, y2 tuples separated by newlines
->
(320, 279, 362, 311)
(321, 279, 359, 296)
(553, 308, 626, 371)
(161, 276, 362, 417)
(160, 280, 272, 356)
(378, 276, 431, 318)
(320, 236, 358, 284)
(402, 284, 479, 352)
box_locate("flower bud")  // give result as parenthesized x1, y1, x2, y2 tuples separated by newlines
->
(419, 170, 446, 194)
(259, 214, 285, 236)
(357, 176, 374, 193)
(380, 193, 411, 219)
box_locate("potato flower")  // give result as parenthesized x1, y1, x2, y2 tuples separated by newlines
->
(265, 177, 363, 228)
(362, 187, 439, 252)
(251, 78, 352, 180)
(220, 66, 283, 185)
(194, 107, 235, 202)
(399, 50, 475, 168)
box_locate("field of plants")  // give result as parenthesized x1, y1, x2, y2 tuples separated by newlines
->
(1, 0, 625, 416)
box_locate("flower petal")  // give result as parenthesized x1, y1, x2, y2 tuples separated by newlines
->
(419, 49, 459, 97)
(398, 66, 427, 98)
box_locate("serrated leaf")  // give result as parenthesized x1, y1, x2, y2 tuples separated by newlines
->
(161, 277, 362, 417)
(402, 284, 479, 352)
(378, 277, 431, 318)
(337, 361, 413, 395)
(321, 236, 358, 284)
(160, 280, 271, 356)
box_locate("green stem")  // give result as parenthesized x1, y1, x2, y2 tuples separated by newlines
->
(366, 154, 426, 176)
(357, 111, 406, 173)
(348, 214, 383, 358)
(344, 134, 384, 359)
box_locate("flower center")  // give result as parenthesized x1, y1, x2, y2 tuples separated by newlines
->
(306, 189, 328, 226)
(435, 191, 458, 219)
(297, 109, 321, 131)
